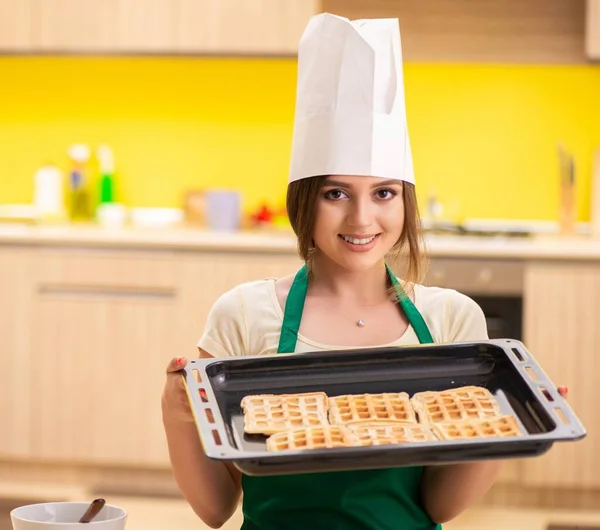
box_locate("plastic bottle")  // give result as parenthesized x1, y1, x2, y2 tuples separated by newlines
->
(97, 145, 115, 203)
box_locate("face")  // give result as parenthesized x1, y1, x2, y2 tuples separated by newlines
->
(312, 175, 405, 272)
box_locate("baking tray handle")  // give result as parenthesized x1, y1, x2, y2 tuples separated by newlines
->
(182, 360, 232, 460)
(500, 339, 586, 441)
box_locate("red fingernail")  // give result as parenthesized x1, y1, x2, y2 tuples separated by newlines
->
(559, 386, 568, 396)
(176, 357, 183, 366)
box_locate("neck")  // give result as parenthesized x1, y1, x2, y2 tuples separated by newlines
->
(308, 252, 390, 305)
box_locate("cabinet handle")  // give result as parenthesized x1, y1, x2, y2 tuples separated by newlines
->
(38, 284, 176, 300)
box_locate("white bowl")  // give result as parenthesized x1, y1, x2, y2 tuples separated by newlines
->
(10, 502, 127, 529)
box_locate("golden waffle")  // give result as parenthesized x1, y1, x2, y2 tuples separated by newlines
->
(348, 423, 436, 446)
(266, 425, 357, 452)
(432, 415, 522, 440)
(328, 392, 417, 426)
(410, 386, 502, 425)
(241, 392, 329, 435)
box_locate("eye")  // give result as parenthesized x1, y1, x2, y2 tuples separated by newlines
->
(323, 189, 348, 201)
(375, 188, 397, 200)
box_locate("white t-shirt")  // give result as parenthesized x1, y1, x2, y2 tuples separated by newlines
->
(197, 279, 489, 357)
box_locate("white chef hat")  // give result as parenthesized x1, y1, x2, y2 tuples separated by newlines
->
(288, 13, 414, 185)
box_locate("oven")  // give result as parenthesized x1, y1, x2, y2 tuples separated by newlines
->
(424, 257, 524, 341)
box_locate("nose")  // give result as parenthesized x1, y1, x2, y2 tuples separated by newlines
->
(346, 195, 374, 229)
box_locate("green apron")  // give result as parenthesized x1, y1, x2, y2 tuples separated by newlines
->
(240, 264, 441, 530)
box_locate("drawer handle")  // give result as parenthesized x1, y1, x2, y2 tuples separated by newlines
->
(39, 284, 176, 299)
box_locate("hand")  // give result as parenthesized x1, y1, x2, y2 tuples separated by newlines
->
(557, 386, 569, 398)
(162, 357, 194, 424)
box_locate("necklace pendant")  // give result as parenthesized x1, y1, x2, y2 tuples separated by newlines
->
(356, 319, 366, 328)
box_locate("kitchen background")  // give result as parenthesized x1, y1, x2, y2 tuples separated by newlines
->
(1, 1, 600, 530)
(1, 0, 599, 227)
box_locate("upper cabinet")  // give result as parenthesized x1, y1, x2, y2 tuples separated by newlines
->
(587, 0, 600, 60)
(0, 0, 34, 51)
(0, 0, 319, 55)
(323, 0, 591, 64)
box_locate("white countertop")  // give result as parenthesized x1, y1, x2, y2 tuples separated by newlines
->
(1, 222, 600, 261)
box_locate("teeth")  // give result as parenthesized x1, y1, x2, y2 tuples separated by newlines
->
(342, 235, 376, 245)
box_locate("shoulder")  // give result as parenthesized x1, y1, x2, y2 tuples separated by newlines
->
(209, 278, 276, 318)
(414, 284, 489, 342)
(198, 279, 279, 358)
(416, 284, 482, 314)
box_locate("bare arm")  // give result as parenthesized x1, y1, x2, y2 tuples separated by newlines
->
(420, 388, 570, 524)
(162, 349, 242, 529)
(421, 460, 503, 524)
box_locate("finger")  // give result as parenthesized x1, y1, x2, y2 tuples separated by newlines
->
(557, 386, 568, 398)
(166, 356, 187, 373)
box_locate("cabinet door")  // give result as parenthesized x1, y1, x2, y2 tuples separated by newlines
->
(175, 251, 303, 356)
(0, 247, 34, 458)
(0, 0, 34, 51)
(33, 0, 118, 52)
(587, 0, 600, 59)
(521, 262, 600, 488)
(174, 0, 319, 54)
(28, 249, 182, 467)
(116, 0, 176, 52)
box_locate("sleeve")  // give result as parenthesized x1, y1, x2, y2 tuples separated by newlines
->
(196, 286, 248, 358)
(445, 291, 490, 342)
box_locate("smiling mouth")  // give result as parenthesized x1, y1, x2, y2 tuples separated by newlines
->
(338, 234, 380, 245)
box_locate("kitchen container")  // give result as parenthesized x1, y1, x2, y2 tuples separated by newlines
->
(11, 502, 127, 530)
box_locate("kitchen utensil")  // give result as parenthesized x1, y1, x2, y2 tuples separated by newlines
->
(205, 190, 241, 232)
(78, 498, 106, 523)
(557, 144, 577, 236)
(182, 339, 586, 477)
(10, 501, 127, 529)
(590, 148, 600, 238)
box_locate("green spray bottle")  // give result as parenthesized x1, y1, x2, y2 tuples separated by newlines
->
(97, 145, 115, 203)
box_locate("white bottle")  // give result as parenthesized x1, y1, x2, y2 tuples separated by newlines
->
(34, 164, 65, 222)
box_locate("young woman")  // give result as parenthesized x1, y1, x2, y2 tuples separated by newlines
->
(161, 13, 568, 530)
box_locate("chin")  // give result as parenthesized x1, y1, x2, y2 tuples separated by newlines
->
(331, 253, 388, 273)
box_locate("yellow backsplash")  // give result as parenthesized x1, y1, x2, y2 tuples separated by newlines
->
(0, 57, 599, 222)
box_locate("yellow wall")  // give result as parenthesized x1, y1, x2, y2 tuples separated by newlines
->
(0, 57, 599, 222)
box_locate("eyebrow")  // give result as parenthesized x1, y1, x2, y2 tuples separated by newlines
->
(323, 178, 403, 188)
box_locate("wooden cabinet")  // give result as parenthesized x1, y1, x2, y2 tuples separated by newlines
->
(34, 0, 118, 52)
(0, 0, 318, 54)
(587, 0, 600, 60)
(0, 247, 35, 458)
(173, 0, 318, 54)
(27, 248, 183, 466)
(322, 0, 587, 64)
(520, 262, 600, 488)
(0, 0, 34, 51)
(0, 244, 300, 468)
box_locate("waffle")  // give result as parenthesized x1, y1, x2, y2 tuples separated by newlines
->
(241, 392, 329, 435)
(410, 386, 502, 425)
(432, 415, 522, 440)
(348, 423, 436, 446)
(266, 425, 357, 452)
(328, 392, 417, 426)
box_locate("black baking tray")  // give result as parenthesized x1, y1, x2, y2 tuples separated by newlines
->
(182, 339, 586, 476)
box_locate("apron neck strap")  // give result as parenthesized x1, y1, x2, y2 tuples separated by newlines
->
(277, 263, 434, 354)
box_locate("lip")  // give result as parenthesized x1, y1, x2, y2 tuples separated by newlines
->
(338, 233, 380, 252)
(339, 234, 379, 239)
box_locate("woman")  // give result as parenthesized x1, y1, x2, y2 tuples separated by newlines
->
(162, 13, 567, 530)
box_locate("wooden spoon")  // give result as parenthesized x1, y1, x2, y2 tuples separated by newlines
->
(78, 498, 106, 523)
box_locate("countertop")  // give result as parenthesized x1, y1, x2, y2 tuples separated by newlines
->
(1, 222, 600, 261)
